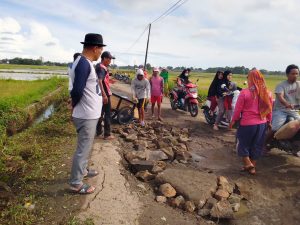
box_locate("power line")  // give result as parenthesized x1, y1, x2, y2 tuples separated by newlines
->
(153, 0, 189, 24)
(125, 24, 149, 53)
(151, 0, 183, 24)
(124, 0, 189, 54)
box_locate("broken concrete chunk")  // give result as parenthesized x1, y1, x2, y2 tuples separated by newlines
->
(146, 150, 169, 161)
(203, 197, 218, 209)
(198, 208, 211, 217)
(160, 147, 174, 159)
(152, 161, 167, 174)
(156, 196, 167, 203)
(159, 183, 176, 198)
(228, 193, 243, 204)
(130, 160, 154, 172)
(210, 200, 234, 219)
(125, 134, 138, 142)
(170, 195, 185, 208)
(135, 170, 155, 182)
(185, 201, 196, 212)
(231, 203, 240, 212)
(214, 189, 230, 201)
(156, 168, 217, 204)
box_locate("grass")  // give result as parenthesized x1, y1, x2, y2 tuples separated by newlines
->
(0, 95, 80, 225)
(0, 64, 66, 70)
(0, 77, 67, 153)
(0, 77, 65, 110)
(167, 71, 285, 100)
(111, 69, 285, 99)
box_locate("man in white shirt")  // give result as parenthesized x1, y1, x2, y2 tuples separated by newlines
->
(69, 33, 105, 194)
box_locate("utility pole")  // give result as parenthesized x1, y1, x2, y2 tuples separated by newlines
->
(144, 23, 151, 69)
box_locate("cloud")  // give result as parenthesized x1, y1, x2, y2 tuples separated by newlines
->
(0, 17, 21, 33)
(1, 0, 300, 70)
(45, 42, 56, 46)
(0, 17, 73, 62)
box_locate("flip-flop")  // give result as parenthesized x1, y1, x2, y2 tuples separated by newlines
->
(248, 167, 256, 175)
(69, 183, 95, 194)
(104, 135, 115, 140)
(241, 165, 254, 172)
(84, 169, 99, 178)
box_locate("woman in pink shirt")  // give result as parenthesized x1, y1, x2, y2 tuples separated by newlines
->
(150, 67, 164, 121)
(230, 69, 272, 175)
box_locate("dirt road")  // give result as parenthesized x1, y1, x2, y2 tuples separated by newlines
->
(79, 81, 300, 225)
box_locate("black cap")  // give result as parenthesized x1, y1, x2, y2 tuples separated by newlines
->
(80, 33, 106, 47)
(101, 51, 115, 59)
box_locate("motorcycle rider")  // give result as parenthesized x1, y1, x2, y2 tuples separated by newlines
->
(224, 71, 238, 122)
(265, 64, 300, 148)
(213, 70, 233, 130)
(176, 68, 191, 107)
(207, 71, 224, 116)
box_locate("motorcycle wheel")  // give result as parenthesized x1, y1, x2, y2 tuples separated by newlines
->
(170, 96, 177, 110)
(203, 107, 215, 125)
(189, 103, 198, 117)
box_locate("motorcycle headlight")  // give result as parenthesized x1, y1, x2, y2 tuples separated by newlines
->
(189, 88, 198, 93)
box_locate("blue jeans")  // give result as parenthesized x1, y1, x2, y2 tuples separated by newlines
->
(272, 110, 300, 131)
(70, 117, 99, 186)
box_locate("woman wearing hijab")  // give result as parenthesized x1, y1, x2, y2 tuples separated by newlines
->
(229, 69, 272, 175)
(177, 68, 191, 85)
(223, 71, 237, 122)
(213, 71, 230, 130)
(207, 71, 224, 115)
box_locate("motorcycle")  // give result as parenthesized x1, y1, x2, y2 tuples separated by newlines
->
(268, 109, 300, 157)
(169, 80, 199, 117)
(202, 89, 240, 126)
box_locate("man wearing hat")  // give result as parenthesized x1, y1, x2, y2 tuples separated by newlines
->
(95, 51, 115, 140)
(69, 33, 105, 194)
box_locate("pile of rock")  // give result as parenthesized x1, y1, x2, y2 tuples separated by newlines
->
(156, 176, 243, 220)
(156, 183, 196, 213)
(115, 122, 244, 221)
(115, 121, 192, 181)
(198, 176, 243, 219)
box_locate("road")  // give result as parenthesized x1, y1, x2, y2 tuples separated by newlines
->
(79, 80, 300, 225)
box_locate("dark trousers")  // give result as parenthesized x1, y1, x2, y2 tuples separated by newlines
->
(96, 96, 111, 137)
(236, 123, 267, 160)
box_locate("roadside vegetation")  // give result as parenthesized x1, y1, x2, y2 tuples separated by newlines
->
(112, 69, 285, 101)
(0, 77, 87, 224)
(0, 64, 66, 70)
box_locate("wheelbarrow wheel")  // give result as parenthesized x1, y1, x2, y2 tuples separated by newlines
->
(117, 106, 134, 124)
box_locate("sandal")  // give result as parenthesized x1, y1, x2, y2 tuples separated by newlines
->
(84, 169, 99, 178)
(248, 167, 256, 175)
(241, 165, 254, 172)
(104, 135, 115, 140)
(69, 183, 95, 194)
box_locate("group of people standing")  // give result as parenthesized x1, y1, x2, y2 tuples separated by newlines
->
(131, 66, 169, 126)
(208, 70, 239, 130)
(67, 33, 171, 194)
(67, 33, 299, 195)
(208, 65, 300, 175)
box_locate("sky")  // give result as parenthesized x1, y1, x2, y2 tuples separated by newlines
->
(0, 0, 300, 71)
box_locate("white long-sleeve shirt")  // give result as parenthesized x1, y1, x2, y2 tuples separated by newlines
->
(131, 78, 151, 99)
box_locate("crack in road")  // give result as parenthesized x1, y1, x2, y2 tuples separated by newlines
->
(86, 164, 106, 209)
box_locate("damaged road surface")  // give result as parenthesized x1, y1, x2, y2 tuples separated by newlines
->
(74, 81, 300, 225)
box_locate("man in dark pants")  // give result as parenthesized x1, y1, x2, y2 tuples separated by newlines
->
(95, 51, 115, 140)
